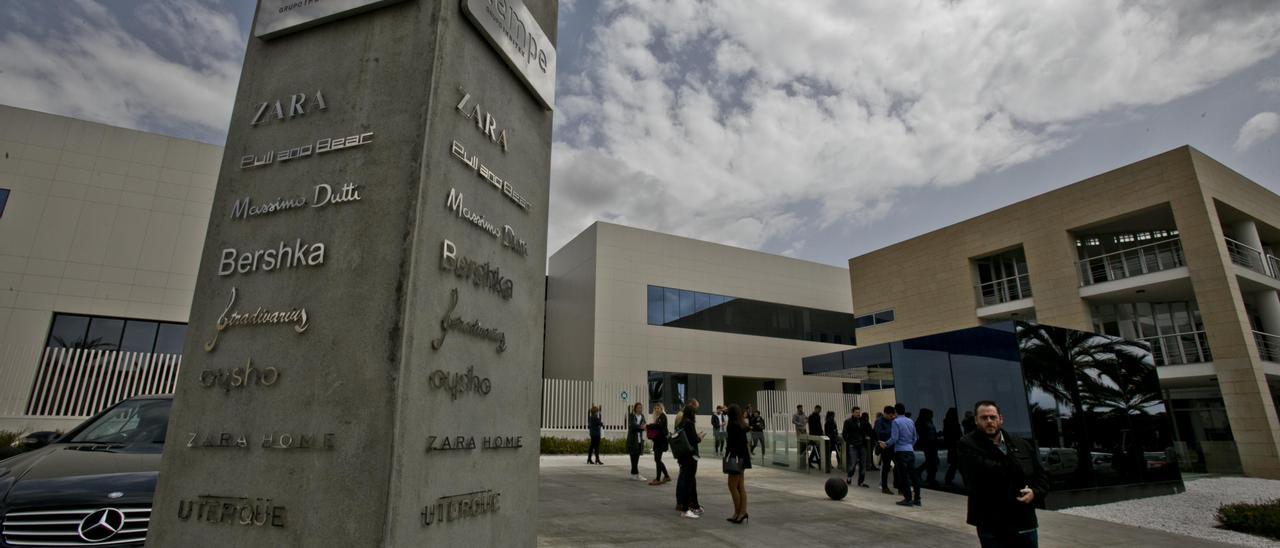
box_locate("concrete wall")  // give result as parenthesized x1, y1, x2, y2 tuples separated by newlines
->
(546, 221, 856, 414)
(0, 105, 220, 428)
(544, 224, 597, 380)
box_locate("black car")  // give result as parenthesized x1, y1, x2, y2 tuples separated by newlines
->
(0, 395, 170, 547)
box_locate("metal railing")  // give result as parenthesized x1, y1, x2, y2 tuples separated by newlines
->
(1225, 238, 1280, 280)
(25, 347, 182, 418)
(1076, 238, 1185, 286)
(1255, 331, 1280, 362)
(540, 378, 647, 431)
(1141, 331, 1211, 366)
(975, 273, 1032, 307)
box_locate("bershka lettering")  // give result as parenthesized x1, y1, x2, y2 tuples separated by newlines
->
(218, 239, 325, 276)
(440, 239, 514, 300)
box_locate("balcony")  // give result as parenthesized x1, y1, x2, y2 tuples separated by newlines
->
(1225, 238, 1280, 281)
(1077, 238, 1185, 286)
(1142, 331, 1211, 366)
(1256, 331, 1280, 362)
(975, 273, 1031, 307)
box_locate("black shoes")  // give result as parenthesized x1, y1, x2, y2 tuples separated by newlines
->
(728, 513, 749, 524)
(895, 499, 913, 507)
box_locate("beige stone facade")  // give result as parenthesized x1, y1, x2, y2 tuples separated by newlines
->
(545, 222, 855, 410)
(849, 146, 1280, 478)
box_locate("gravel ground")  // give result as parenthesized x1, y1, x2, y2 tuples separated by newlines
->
(1059, 477, 1280, 547)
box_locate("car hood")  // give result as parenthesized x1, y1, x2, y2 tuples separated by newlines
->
(0, 445, 160, 509)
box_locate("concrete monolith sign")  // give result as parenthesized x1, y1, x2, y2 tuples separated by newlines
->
(148, 0, 556, 545)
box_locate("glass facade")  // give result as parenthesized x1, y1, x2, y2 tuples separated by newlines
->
(46, 312, 187, 354)
(854, 309, 894, 329)
(804, 321, 1183, 507)
(0, 188, 9, 218)
(647, 371, 712, 412)
(646, 285, 855, 345)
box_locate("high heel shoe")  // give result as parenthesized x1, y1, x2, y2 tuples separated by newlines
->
(730, 513, 749, 524)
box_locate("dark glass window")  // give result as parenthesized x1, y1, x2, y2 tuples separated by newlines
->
(855, 309, 895, 329)
(44, 313, 185, 354)
(0, 188, 9, 218)
(121, 321, 159, 352)
(646, 285, 855, 344)
(648, 370, 712, 412)
(155, 324, 188, 354)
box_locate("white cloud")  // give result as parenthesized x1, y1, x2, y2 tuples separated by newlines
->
(1234, 112, 1280, 152)
(550, 0, 1280, 255)
(0, 1, 244, 144)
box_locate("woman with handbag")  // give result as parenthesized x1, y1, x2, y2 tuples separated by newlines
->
(674, 405, 705, 518)
(724, 404, 751, 523)
(626, 402, 647, 481)
(649, 403, 672, 485)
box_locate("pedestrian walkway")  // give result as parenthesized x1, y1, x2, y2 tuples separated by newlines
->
(537, 455, 1231, 547)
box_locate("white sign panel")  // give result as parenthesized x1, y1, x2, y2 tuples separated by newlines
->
(255, 0, 408, 39)
(462, 0, 557, 111)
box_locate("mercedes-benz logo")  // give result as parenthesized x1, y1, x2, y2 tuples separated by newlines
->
(78, 508, 126, 543)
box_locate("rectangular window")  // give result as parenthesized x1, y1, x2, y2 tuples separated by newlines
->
(0, 188, 9, 218)
(44, 312, 186, 354)
(854, 309, 895, 329)
(646, 285, 854, 344)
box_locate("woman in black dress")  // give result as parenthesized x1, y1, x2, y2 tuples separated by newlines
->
(587, 405, 603, 465)
(824, 410, 841, 471)
(724, 404, 751, 523)
(676, 405, 704, 518)
(649, 402, 671, 484)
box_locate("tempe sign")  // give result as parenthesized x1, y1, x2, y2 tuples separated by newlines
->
(149, 0, 555, 546)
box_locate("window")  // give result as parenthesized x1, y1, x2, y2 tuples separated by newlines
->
(648, 371, 712, 411)
(0, 188, 9, 218)
(645, 285, 855, 344)
(855, 309, 894, 329)
(45, 312, 187, 354)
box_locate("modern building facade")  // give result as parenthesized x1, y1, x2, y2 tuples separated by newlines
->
(806, 321, 1184, 507)
(847, 146, 1280, 478)
(544, 222, 857, 420)
(0, 105, 221, 431)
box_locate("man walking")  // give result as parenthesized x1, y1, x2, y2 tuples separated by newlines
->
(958, 400, 1049, 548)
(748, 407, 766, 456)
(880, 403, 920, 506)
(874, 408, 894, 494)
(842, 406, 870, 487)
(712, 405, 726, 455)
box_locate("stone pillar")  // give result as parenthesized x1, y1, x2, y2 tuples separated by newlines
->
(1234, 220, 1264, 250)
(148, 0, 556, 546)
(1253, 290, 1280, 336)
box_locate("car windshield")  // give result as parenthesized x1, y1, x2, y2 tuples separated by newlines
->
(67, 399, 171, 444)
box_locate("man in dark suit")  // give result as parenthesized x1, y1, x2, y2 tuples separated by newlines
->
(957, 400, 1049, 548)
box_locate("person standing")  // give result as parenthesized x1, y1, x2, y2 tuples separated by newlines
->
(792, 405, 807, 437)
(712, 405, 726, 455)
(650, 403, 672, 485)
(874, 408, 894, 494)
(880, 403, 920, 506)
(943, 407, 963, 487)
(824, 410, 840, 471)
(723, 404, 751, 523)
(748, 407, 766, 457)
(676, 404, 706, 518)
(958, 400, 1049, 548)
(842, 406, 870, 487)
(916, 408, 940, 488)
(806, 405, 824, 469)
(587, 405, 603, 465)
(626, 402, 647, 481)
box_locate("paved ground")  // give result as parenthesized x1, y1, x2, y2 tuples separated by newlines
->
(537, 455, 1234, 547)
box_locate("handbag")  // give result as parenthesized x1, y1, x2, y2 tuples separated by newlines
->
(723, 453, 744, 474)
(669, 428, 691, 459)
(645, 424, 659, 440)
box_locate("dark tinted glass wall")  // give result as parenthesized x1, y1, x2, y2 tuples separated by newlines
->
(648, 371, 712, 412)
(646, 285, 855, 344)
(804, 321, 1182, 506)
(46, 312, 187, 354)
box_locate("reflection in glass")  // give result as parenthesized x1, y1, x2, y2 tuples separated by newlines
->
(86, 318, 125, 351)
(155, 324, 188, 355)
(47, 315, 91, 348)
(646, 285, 855, 345)
(121, 321, 159, 353)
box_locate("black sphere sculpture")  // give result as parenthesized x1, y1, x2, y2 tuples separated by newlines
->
(824, 477, 848, 500)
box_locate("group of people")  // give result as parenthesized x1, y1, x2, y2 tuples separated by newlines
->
(589, 400, 753, 522)
(590, 399, 1049, 546)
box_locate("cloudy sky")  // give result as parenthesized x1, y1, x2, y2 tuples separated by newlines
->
(2, 1, 1279, 267)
